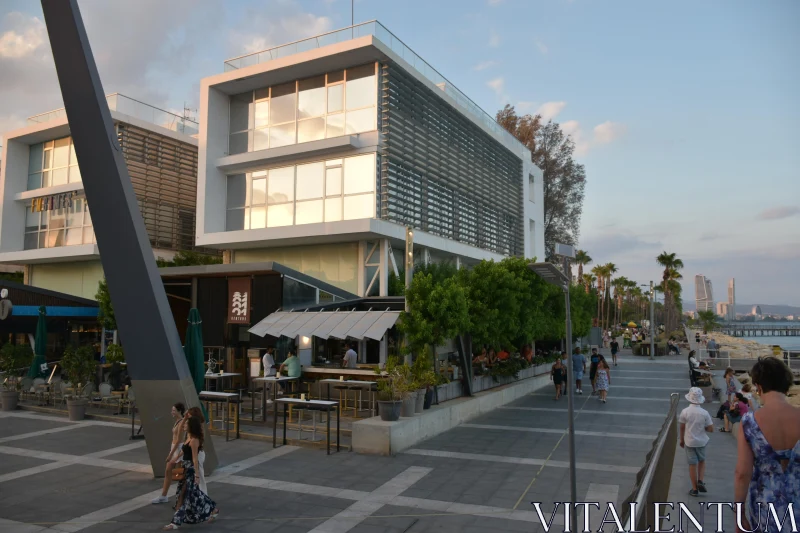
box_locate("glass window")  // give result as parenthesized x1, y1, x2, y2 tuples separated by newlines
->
(43, 149, 52, 170)
(53, 138, 70, 168)
(230, 92, 253, 132)
(295, 162, 324, 200)
(252, 178, 267, 205)
(66, 228, 82, 246)
(51, 167, 68, 187)
(268, 166, 294, 204)
(253, 128, 269, 151)
(69, 142, 77, 166)
(28, 144, 43, 174)
(297, 117, 325, 144)
(345, 64, 376, 110)
(298, 76, 326, 119)
(25, 210, 40, 232)
(267, 203, 294, 227)
(343, 153, 375, 195)
(345, 107, 376, 134)
(250, 206, 266, 229)
(343, 193, 374, 220)
(325, 197, 342, 222)
(229, 132, 250, 155)
(83, 226, 94, 245)
(269, 122, 295, 148)
(83, 204, 91, 226)
(27, 173, 42, 190)
(42, 171, 51, 188)
(47, 229, 65, 248)
(67, 199, 83, 227)
(24, 233, 38, 250)
(326, 167, 342, 196)
(295, 199, 323, 225)
(326, 113, 344, 138)
(327, 70, 344, 84)
(40, 210, 49, 230)
(270, 82, 296, 125)
(227, 174, 246, 209)
(254, 93, 269, 128)
(69, 164, 82, 183)
(226, 209, 244, 231)
(327, 84, 343, 113)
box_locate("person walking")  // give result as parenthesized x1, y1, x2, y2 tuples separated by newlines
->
(610, 337, 619, 366)
(186, 407, 208, 495)
(734, 357, 800, 532)
(342, 343, 358, 369)
(679, 387, 714, 497)
(164, 417, 218, 530)
(571, 347, 586, 395)
(152, 403, 186, 505)
(550, 358, 566, 400)
(595, 358, 610, 403)
(724, 367, 738, 404)
(589, 348, 601, 395)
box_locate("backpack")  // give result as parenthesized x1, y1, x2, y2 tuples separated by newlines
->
(716, 401, 730, 420)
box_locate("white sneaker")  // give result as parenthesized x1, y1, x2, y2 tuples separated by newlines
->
(151, 495, 169, 504)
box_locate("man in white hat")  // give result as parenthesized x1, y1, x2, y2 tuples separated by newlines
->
(678, 387, 714, 497)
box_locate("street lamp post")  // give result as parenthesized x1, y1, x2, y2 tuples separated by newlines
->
(650, 281, 655, 360)
(529, 249, 577, 533)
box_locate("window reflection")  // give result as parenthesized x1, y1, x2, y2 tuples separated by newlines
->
(346, 64, 376, 110)
(23, 195, 94, 250)
(296, 162, 324, 201)
(298, 76, 326, 119)
(295, 199, 323, 225)
(298, 117, 325, 144)
(270, 82, 296, 125)
(268, 203, 294, 227)
(343, 193, 374, 220)
(344, 154, 375, 195)
(268, 166, 294, 204)
(26, 136, 83, 191)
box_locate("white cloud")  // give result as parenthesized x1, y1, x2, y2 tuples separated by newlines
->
(489, 30, 500, 48)
(0, 13, 46, 59)
(488, 0, 505, 5)
(472, 60, 498, 71)
(561, 119, 590, 156)
(487, 77, 505, 95)
(516, 101, 536, 112)
(593, 121, 627, 144)
(536, 101, 566, 121)
(229, 12, 333, 55)
(757, 206, 800, 221)
(535, 39, 548, 56)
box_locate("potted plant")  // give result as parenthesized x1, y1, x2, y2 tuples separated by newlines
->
(105, 343, 125, 390)
(411, 354, 433, 413)
(375, 357, 403, 422)
(60, 345, 97, 421)
(0, 344, 32, 411)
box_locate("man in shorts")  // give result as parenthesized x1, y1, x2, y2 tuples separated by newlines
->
(679, 387, 714, 496)
(589, 348, 601, 395)
(610, 337, 620, 366)
(571, 347, 586, 395)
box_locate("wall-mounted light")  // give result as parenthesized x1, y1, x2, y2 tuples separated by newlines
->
(300, 336, 311, 348)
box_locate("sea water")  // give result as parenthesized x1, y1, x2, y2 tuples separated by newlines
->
(737, 322, 800, 351)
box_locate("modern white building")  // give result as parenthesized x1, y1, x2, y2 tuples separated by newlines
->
(716, 301, 729, 318)
(695, 274, 714, 313)
(727, 278, 736, 321)
(0, 94, 204, 299)
(196, 21, 545, 296)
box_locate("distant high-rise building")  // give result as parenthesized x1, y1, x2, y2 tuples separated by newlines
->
(716, 302, 729, 318)
(727, 278, 736, 320)
(695, 274, 714, 312)
(751, 305, 762, 316)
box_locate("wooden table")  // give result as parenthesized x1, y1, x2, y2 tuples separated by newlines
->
(274, 398, 339, 454)
(204, 372, 241, 393)
(252, 376, 299, 424)
(199, 391, 240, 441)
(320, 379, 377, 417)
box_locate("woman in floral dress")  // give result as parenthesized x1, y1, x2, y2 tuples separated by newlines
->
(164, 417, 218, 530)
(595, 359, 610, 403)
(734, 357, 799, 532)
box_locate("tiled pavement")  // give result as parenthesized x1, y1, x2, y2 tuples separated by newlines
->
(0, 351, 700, 532)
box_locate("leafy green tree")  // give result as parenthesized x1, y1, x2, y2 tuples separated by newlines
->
(156, 250, 222, 268)
(697, 310, 720, 332)
(95, 279, 116, 331)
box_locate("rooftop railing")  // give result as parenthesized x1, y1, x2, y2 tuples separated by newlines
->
(223, 21, 527, 157)
(27, 93, 199, 135)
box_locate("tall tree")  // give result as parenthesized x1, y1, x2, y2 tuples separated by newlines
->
(656, 251, 684, 332)
(496, 105, 587, 260)
(602, 263, 618, 330)
(575, 250, 592, 287)
(591, 264, 607, 327)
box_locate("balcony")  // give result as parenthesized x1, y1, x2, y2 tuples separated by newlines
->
(27, 93, 199, 135)
(223, 21, 525, 156)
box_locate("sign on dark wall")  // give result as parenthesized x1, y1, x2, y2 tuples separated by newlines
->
(30, 191, 78, 212)
(227, 277, 251, 324)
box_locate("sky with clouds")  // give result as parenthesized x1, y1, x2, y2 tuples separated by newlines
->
(0, 0, 798, 306)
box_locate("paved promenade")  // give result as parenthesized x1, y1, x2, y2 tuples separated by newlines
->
(0, 350, 695, 532)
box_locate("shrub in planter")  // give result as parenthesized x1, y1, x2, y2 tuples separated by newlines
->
(0, 344, 33, 411)
(60, 345, 97, 421)
(375, 357, 407, 421)
(105, 344, 125, 364)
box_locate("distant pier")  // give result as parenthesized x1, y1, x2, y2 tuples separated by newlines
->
(720, 323, 800, 337)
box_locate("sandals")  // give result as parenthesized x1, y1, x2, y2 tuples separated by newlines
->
(209, 509, 220, 523)
(719, 428, 729, 433)
(162, 524, 180, 530)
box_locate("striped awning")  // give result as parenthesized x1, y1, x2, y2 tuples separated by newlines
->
(249, 310, 401, 341)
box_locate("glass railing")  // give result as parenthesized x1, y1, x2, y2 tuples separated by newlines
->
(27, 94, 199, 135)
(224, 21, 526, 156)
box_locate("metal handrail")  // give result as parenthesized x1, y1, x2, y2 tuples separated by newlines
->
(623, 392, 680, 530)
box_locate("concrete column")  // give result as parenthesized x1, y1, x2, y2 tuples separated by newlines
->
(379, 239, 389, 297)
(379, 334, 387, 366)
(222, 250, 232, 264)
(190, 277, 198, 308)
(23, 265, 32, 285)
(357, 241, 367, 297)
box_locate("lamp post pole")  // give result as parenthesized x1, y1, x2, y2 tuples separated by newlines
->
(562, 258, 577, 533)
(650, 281, 655, 361)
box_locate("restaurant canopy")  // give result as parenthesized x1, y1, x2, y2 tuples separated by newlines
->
(249, 310, 400, 341)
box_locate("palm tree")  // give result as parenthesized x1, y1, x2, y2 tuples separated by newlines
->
(697, 310, 721, 333)
(575, 250, 592, 288)
(582, 273, 596, 295)
(603, 263, 618, 330)
(591, 265, 607, 327)
(656, 252, 684, 333)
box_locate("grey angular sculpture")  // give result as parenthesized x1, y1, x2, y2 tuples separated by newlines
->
(40, 0, 216, 476)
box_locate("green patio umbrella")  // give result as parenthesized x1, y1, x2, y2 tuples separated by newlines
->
(184, 308, 207, 418)
(28, 306, 48, 379)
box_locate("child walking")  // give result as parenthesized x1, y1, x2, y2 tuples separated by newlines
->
(679, 387, 714, 497)
(596, 359, 610, 403)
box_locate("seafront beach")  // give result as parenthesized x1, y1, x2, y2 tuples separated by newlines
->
(707, 331, 784, 358)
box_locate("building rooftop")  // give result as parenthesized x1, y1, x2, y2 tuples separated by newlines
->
(224, 21, 526, 156)
(27, 93, 199, 135)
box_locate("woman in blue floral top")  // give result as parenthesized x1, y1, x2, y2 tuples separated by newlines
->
(734, 357, 799, 532)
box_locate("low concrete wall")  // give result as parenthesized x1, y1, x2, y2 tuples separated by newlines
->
(352, 372, 551, 455)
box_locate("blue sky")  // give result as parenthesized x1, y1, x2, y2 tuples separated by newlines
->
(1, 0, 798, 306)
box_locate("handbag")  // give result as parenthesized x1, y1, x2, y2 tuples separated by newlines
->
(171, 467, 185, 481)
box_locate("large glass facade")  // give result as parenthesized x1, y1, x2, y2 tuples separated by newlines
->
(228, 64, 377, 155)
(225, 153, 375, 231)
(24, 196, 95, 250)
(27, 136, 82, 190)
